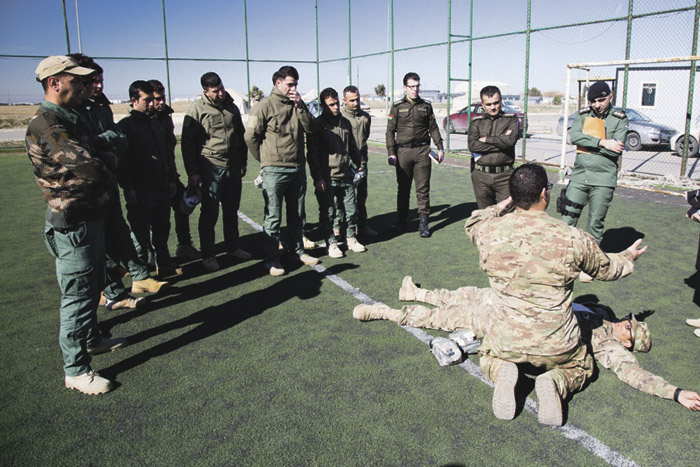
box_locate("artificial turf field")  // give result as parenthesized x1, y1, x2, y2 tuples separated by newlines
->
(1, 147, 699, 466)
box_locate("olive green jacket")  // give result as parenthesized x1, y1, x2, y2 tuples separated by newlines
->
(467, 112, 519, 166)
(570, 106, 628, 187)
(244, 86, 316, 168)
(181, 92, 247, 176)
(340, 105, 371, 160)
(385, 96, 443, 158)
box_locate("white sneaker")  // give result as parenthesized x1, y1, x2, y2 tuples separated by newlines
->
(347, 237, 366, 253)
(228, 248, 252, 261)
(686, 318, 700, 328)
(297, 253, 319, 266)
(202, 257, 220, 272)
(328, 242, 343, 258)
(303, 236, 317, 249)
(265, 262, 285, 276)
(65, 370, 113, 395)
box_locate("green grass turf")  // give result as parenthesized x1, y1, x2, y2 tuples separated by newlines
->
(1, 148, 699, 466)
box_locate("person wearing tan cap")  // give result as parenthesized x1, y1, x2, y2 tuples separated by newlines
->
(26, 55, 126, 395)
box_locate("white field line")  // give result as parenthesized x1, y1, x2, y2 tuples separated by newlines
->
(236, 180, 637, 467)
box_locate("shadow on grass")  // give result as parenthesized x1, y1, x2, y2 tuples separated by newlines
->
(99, 263, 358, 381)
(599, 227, 644, 253)
(683, 233, 700, 307)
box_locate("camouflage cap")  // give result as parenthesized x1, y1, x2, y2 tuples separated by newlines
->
(631, 316, 651, 353)
(35, 55, 94, 81)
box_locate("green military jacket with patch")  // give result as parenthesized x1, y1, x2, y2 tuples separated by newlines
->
(26, 100, 114, 228)
(340, 105, 371, 161)
(385, 96, 443, 158)
(569, 106, 628, 187)
(464, 204, 635, 356)
(244, 86, 316, 168)
(181, 92, 247, 175)
(307, 112, 363, 183)
(467, 112, 519, 166)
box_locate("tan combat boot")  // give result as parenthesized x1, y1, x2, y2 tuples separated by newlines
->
(536, 372, 564, 426)
(353, 302, 403, 322)
(399, 276, 418, 301)
(65, 370, 113, 395)
(131, 277, 169, 294)
(492, 361, 518, 421)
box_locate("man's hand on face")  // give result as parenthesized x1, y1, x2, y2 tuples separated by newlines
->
(289, 89, 303, 109)
(600, 139, 625, 153)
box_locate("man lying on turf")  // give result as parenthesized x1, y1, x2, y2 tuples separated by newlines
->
(353, 278, 700, 415)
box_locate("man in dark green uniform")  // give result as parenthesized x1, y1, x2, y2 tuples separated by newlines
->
(561, 81, 628, 245)
(339, 85, 376, 237)
(26, 56, 126, 394)
(468, 85, 519, 209)
(386, 72, 444, 237)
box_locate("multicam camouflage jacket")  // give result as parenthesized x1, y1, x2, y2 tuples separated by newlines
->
(464, 204, 635, 356)
(26, 100, 114, 228)
(574, 303, 676, 400)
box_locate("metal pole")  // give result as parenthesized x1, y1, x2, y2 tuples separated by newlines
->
(467, 0, 473, 133)
(315, 0, 320, 99)
(446, 0, 452, 151)
(390, 0, 395, 105)
(75, 0, 83, 53)
(385, 0, 390, 114)
(244, 0, 251, 106)
(161, 0, 172, 106)
(621, 0, 634, 109)
(560, 66, 572, 180)
(680, 0, 700, 177)
(62, 0, 71, 54)
(521, 0, 531, 161)
(348, 0, 352, 85)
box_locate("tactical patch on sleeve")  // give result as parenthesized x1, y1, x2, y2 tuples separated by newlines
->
(612, 110, 626, 119)
(472, 116, 484, 121)
(387, 114, 393, 120)
(503, 113, 516, 117)
(579, 108, 591, 114)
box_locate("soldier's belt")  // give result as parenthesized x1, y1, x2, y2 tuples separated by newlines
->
(397, 141, 429, 148)
(474, 164, 514, 174)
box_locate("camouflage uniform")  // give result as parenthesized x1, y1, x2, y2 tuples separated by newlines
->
(464, 203, 636, 398)
(26, 100, 114, 377)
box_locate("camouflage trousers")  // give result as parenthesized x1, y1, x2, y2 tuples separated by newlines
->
(396, 284, 593, 399)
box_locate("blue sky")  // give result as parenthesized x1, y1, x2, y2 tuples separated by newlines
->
(0, 0, 697, 103)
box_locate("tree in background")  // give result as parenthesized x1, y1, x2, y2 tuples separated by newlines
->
(529, 87, 542, 97)
(374, 84, 386, 97)
(552, 95, 562, 105)
(250, 86, 264, 101)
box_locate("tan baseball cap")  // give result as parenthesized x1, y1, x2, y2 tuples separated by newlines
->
(35, 55, 94, 81)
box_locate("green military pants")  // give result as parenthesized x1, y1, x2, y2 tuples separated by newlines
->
(396, 145, 432, 219)
(317, 177, 358, 243)
(471, 168, 512, 209)
(43, 219, 105, 377)
(334, 171, 369, 233)
(261, 166, 306, 262)
(561, 181, 615, 244)
(479, 337, 594, 399)
(200, 163, 242, 259)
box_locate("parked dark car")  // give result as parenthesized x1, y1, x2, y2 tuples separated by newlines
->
(556, 107, 678, 151)
(443, 102, 526, 134)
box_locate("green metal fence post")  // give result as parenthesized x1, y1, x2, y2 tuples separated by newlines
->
(446, 0, 452, 151)
(348, 0, 352, 85)
(467, 0, 473, 134)
(244, 0, 251, 107)
(160, 0, 172, 106)
(680, 0, 700, 177)
(390, 0, 395, 105)
(521, 0, 531, 161)
(62, 0, 71, 54)
(621, 0, 634, 110)
(315, 0, 320, 99)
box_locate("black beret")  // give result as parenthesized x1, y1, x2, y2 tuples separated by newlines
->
(588, 81, 611, 102)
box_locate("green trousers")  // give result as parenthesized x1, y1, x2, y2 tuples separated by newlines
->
(335, 171, 369, 232)
(561, 181, 615, 244)
(317, 177, 357, 243)
(199, 163, 242, 259)
(396, 145, 432, 219)
(261, 166, 306, 262)
(471, 168, 512, 209)
(43, 219, 105, 377)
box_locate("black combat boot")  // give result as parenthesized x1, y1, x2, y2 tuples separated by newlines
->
(419, 214, 430, 238)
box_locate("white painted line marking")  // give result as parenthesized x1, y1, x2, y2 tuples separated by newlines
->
(237, 210, 637, 467)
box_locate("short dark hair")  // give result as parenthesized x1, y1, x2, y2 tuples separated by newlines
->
(67, 53, 103, 74)
(200, 72, 222, 89)
(480, 85, 501, 100)
(320, 87, 338, 111)
(343, 85, 359, 97)
(272, 65, 299, 84)
(148, 79, 165, 94)
(403, 72, 420, 85)
(129, 80, 154, 100)
(509, 163, 548, 210)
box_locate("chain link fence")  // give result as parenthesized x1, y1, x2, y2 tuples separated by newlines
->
(1, 0, 698, 185)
